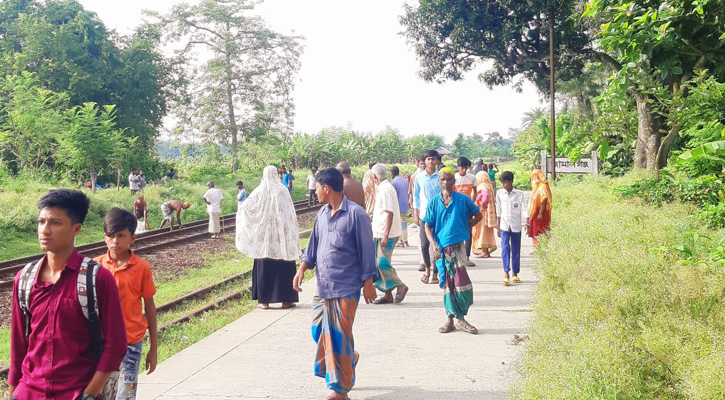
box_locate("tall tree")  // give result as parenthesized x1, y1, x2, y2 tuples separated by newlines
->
(584, 0, 725, 170)
(152, 0, 303, 172)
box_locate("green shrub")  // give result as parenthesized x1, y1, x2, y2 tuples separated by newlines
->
(516, 175, 725, 399)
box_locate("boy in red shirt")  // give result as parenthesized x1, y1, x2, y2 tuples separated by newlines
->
(95, 208, 158, 400)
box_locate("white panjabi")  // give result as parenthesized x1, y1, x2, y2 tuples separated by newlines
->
(235, 165, 300, 261)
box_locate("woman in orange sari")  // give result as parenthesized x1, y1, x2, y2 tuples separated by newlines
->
(471, 171, 497, 257)
(528, 169, 552, 248)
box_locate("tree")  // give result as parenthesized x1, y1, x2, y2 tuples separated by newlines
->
(0, 0, 172, 159)
(152, 0, 303, 172)
(55, 103, 124, 192)
(584, 0, 725, 170)
(0, 72, 68, 171)
(400, 0, 589, 92)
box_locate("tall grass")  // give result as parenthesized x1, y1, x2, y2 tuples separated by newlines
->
(516, 175, 725, 399)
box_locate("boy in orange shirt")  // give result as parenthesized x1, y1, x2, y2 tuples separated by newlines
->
(95, 208, 157, 400)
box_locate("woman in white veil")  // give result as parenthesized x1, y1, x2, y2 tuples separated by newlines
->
(236, 165, 300, 309)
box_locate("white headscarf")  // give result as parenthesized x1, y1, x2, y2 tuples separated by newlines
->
(235, 165, 300, 261)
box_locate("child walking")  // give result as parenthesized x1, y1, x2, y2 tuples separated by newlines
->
(95, 208, 158, 399)
(496, 171, 529, 286)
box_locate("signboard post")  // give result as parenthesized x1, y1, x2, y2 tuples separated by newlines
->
(540, 150, 599, 177)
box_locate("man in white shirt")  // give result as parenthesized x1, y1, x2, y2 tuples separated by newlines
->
(306, 167, 318, 206)
(496, 171, 529, 286)
(370, 164, 408, 304)
(202, 181, 224, 238)
(128, 168, 140, 195)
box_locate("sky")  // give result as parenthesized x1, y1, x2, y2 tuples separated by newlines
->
(77, 0, 545, 143)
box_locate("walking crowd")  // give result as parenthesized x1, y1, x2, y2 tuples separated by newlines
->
(7, 153, 552, 400)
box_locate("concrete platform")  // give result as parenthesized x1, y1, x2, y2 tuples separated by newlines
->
(138, 224, 536, 400)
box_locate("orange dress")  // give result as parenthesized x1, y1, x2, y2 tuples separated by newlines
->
(471, 172, 497, 253)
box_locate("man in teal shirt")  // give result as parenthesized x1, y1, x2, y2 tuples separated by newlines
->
(424, 168, 483, 335)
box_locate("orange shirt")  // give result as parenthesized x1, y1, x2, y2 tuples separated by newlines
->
(95, 250, 156, 344)
(454, 172, 477, 199)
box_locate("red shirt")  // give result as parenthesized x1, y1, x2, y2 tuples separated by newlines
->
(10, 249, 127, 400)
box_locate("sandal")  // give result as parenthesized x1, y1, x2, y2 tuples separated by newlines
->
(503, 278, 510, 286)
(394, 285, 409, 304)
(420, 273, 430, 284)
(257, 303, 270, 309)
(512, 276, 521, 283)
(326, 393, 349, 400)
(373, 296, 393, 304)
(430, 276, 439, 285)
(438, 321, 456, 333)
(456, 320, 478, 334)
(280, 302, 296, 309)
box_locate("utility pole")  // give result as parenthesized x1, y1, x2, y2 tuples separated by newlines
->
(549, 6, 557, 181)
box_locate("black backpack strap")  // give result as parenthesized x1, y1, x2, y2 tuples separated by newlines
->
(18, 259, 43, 341)
(77, 258, 105, 362)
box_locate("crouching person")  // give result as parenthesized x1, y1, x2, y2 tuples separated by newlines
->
(9, 189, 127, 400)
(95, 208, 158, 399)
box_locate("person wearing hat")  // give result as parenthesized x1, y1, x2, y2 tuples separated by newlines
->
(158, 200, 190, 231)
(202, 181, 224, 238)
(423, 167, 483, 335)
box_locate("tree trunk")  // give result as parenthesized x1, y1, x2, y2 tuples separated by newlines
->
(117, 165, 121, 191)
(90, 167, 97, 194)
(633, 92, 663, 169)
(224, 22, 239, 173)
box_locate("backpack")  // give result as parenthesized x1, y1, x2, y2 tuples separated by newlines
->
(18, 257, 105, 361)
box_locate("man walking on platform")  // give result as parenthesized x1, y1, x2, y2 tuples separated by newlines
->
(202, 181, 224, 238)
(424, 168, 483, 335)
(413, 150, 441, 283)
(390, 166, 410, 247)
(370, 164, 409, 304)
(9, 189, 127, 400)
(335, 161, 365, 208)
(293, 168, 377, 400)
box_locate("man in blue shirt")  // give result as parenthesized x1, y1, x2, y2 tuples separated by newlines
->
(413, 150, 441, 282)
(390, 166, 410, 247)
(424, 168, 483, 335)
(293, 168, 377, 400)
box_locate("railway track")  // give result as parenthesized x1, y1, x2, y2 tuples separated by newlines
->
(0, 206, 317, 378)
(0, 200, 321, 290)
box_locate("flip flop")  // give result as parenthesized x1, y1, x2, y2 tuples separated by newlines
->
(394, 285, 409, 303)
(373, 297, 393, 304)
(513, 276, 522, 283)
(438, 322, 456, 333)
(503, 278, 510, 286)
(430, 277, 439, 285)
(420, 273, 430, 284)
(456, 320, 478, 334)
(257, 303, 270, 310)
(418, 264, 426, 272)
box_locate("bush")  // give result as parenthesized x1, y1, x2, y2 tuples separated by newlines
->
(516, 175, 725, 399)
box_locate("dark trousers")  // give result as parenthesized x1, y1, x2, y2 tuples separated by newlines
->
(308, 189, 317, 206)
(501, 230, 522, 275)
(419, 222, 437, 273)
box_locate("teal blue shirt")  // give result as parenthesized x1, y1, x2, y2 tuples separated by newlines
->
(422, 191, 480, 248)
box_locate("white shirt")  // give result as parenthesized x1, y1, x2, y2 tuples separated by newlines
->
(372, 180, 403, 238)
(128, 173, 139, 190)
(203, 188, 224, 214)
(496, 188, 529, 232)
(306, 174, 317, 190)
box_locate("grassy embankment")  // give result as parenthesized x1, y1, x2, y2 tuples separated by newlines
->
(516, 172, 725, 399)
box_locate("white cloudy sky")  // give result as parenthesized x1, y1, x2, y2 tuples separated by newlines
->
(78, 0, 544, 143)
